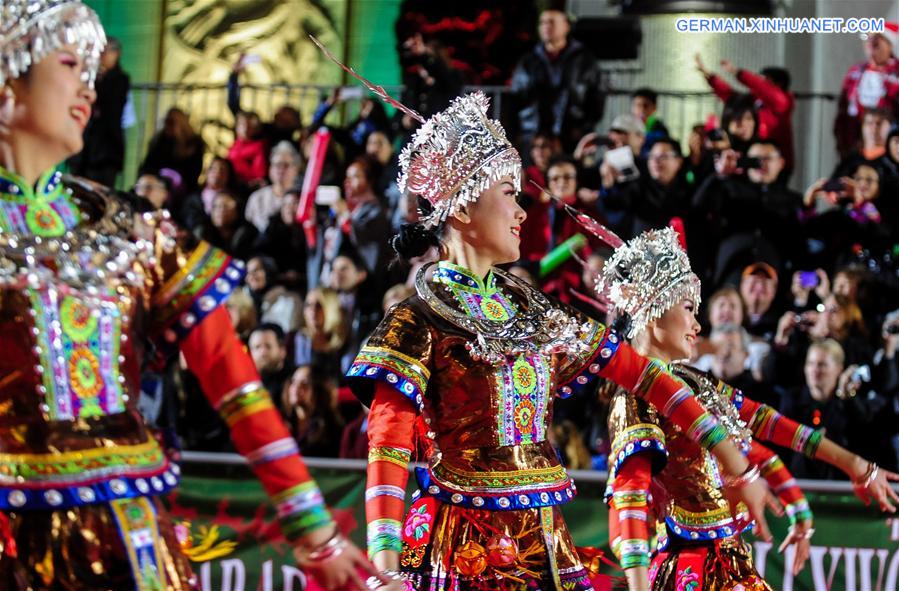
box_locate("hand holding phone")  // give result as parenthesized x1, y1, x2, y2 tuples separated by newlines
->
(798, 271, 819, 289)
(314, 185, 341, 206)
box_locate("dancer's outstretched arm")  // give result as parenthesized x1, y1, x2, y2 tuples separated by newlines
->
(729, 387, 899, 512)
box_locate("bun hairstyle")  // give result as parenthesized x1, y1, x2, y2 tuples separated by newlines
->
(611, 311, 634, 343)
(391, 197, 444, 261)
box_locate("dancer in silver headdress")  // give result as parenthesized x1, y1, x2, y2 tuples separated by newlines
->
(0, 3, 380, 589)
(601, 227, 899, 591)
(313, 60, 776, 589)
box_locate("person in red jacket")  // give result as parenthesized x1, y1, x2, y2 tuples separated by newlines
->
(696, 53, 795, 176)
(228, 110, 269, 187)
(834, 24, 899, 158)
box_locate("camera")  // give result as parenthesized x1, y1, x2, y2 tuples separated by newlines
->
(886, 324, 899, 335)
(793, 312, 815, 328)
(736, 156, 763, 170)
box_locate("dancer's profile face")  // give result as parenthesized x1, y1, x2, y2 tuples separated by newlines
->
(4, 46, 96, 165)
(461, 175, 526, 266)
(649, 299, 701, 362)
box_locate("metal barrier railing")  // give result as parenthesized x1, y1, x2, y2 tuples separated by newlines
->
(178, 450, 880, 494)
(121, 82, 837, 193)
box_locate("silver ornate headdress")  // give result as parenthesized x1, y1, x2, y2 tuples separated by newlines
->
(0, 0, 106, 89)
(398, 92, 521, 228)
(599, 227, 701, 339)
(308, 36, 521, 229)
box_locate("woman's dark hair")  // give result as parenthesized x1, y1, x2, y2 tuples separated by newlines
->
(361, 99, 390, 133)
(347, 155, 381, 191)
(206, 156, 236, 188)
(721, 94, 759, 138)
(611, 312, 633, 342)
(760, 67, 791, 92)
(391, 198, 443, 261)
(247, 255, 279, 289)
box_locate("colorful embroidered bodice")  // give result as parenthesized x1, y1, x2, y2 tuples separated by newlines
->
(0, 168, 242, 511)
(350, 261, 615, 512)
(606, 363, 819, 569)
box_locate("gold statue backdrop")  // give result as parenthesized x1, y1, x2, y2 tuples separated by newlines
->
(159, 0, 347, 158)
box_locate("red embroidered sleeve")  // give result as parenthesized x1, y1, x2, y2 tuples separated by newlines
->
(733, 393, 822, 459)
(181, 306, 332, 543)
(746, 441, 813, 524)
(609, 455, 653, 569)
(365, 383, 415, 559)
(602, 348, 729, 451)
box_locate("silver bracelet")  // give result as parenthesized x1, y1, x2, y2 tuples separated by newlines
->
(725, 464, 761, 489)
(852, 462, 879, 489)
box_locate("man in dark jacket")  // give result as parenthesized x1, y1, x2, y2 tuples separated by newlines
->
(510, 8, 604, 151)
(691, 140, 803, 285)
(69, 37, 130, 187)
(598, 137, 693, 241)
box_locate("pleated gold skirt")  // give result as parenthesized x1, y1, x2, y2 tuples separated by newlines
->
(0, 497, 194, 591)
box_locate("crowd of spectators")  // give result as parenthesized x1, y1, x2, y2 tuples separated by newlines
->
(84, 10, 899, 479)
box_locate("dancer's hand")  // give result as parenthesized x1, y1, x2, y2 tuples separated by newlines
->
(779, 518, 813, 576)
(724, 476, 773, 542)
(296, 529, 386, 591)
(849, 459, 899, 513)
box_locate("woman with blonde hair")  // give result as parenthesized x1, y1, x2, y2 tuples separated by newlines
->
(294, 287, 349, 378)
(225, 288, 259, 341)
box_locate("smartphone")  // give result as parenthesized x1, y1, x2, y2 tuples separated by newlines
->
(314, 185, 341, 206)
(736, 156, 762, 169)
(707, 128, 725, 142)
(852, 365, 871, 383)
(823, 178, 845, 193)
(799, 271, 819, 289)
(604, 146, 640, 183)
(338, 86, 365, 101)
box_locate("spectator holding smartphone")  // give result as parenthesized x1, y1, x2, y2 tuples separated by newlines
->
(771, 293, 874, 388)
(697, 53, 795, 175)
(803, 163, 894, 259)
(597, 137, 692, 241)
(790, 268, 831, 311)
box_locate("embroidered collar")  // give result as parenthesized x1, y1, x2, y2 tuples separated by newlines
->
(0, 165, 65, 203)
(433, 261, 497, 295)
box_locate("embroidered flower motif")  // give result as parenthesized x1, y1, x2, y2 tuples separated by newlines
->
(512, 356, 537, 395)
(25, 203, 65, 237)
(60, 296, 98, 342)
(514, 399, 536, 432)
(403, 504, 432, 541)
(675, 566, 700, 591)
(68, 347, 104, 400)
(480, 297, 509, 321)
